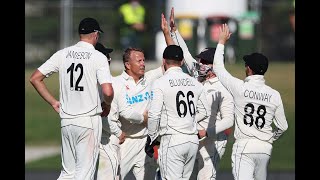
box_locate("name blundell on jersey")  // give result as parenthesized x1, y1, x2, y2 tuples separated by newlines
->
(169, 78, 195, 87)
(244, 89, 272, 102)
(66, 50, 92, 60)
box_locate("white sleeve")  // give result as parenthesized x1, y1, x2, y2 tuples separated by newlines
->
(195, 88, 211, 126)
(171, 30, 197, 75)
(212, 44, 243, 94)
(147, 82, 163, 143)
(107, 91, 122, 138)
(271, 95, 288, 142)
(214, 90, 235, 135)
(96, 57, 113, 85)
(38, 51, 60, 77)
(118, 87, 144, 124)
(145, 66, 164, 82)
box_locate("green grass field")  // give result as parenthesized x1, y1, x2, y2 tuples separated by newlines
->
(25, 61, 295, 171)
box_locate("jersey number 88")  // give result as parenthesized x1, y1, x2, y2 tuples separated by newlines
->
(243, 103, 266, 129)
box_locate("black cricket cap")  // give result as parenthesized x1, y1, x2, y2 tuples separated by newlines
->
(78, 17, 104, 34)
(95, 42, 113, 55)
(163, 45, 184, 61)
(195, 47, 216, 64)
(243, 52, 269, 75)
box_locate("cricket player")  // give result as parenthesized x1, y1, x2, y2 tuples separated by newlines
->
(94, 43, 148, 180)
(213, 24, 288, 180)
(147, 45, 212, 180)
(108, 47, 164, 179)
(162, 8, 235, 179)
(29, 18, 114, 180)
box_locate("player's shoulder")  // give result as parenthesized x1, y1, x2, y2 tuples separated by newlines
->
(93, 49, 108, 61)
(111, 76, 124, 86)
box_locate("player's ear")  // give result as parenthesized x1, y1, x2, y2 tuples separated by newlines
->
(124, 61, 130, 70)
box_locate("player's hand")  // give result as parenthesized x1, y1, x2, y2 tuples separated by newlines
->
(52, 101, 60, 113)
(198, 129, 207, 139)
(161, 13, 170, 35)
(142, 110, 148, 127)
(101, 102, 111, 117)
(170, 7, 177, 32)
(145, 135, 160, 158)
(119, 132, 126, 145)
(218, 23, 231, 45)
(224, 128, 232, 136)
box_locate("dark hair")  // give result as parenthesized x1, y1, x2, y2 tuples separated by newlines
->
(122, 47, 144, 64)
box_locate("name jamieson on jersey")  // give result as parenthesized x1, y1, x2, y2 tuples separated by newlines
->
(244, 90, 272, 102)
(66, 50, 92, 60)
(169, 78, 195, 87)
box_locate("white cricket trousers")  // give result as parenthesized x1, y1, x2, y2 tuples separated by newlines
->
(231, 141, 271, 180)
(58, 115, 102, 180)
(95, 134, 120, 180)
(158, 134, 199, 180)
(190, 136, 228, 180)
(120, 135, 157, 180)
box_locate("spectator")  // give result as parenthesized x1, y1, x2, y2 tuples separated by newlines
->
(289, 0, 295, 32)
(118, 0, 146, 50)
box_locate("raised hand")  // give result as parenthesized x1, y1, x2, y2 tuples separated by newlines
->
(170, 7, 177, 32)
(161, 13, 170, 35)
(218, 23, 232, 45)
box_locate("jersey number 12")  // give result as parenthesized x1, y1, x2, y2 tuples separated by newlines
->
(67, 63, 84, 91)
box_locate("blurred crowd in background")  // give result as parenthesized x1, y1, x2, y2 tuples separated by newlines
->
(25, 0, 295, 67)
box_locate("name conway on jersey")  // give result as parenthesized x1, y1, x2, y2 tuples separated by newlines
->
(213, 44, 288, 154)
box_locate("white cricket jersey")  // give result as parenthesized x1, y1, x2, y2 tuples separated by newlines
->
(101, 76, 144, 139)
(172, 30, 234, 136)
(108, 67, 163, 138)
(200, 77, 234, 138)
(148, 67, 211, 142)
(213, 44, 288, 154)
(38, 41, 112, 119)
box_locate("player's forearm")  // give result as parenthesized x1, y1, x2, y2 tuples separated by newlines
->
(120, 110, 144, 124)
(215, 116, 234, 134)
(147, 116, 160, 142)
(30, 73, 58, 107)
(145, 66, 164, 82)
(216, 100, 235, 134)
(196, 90, 211, 121)
(101, 83, 114, 105)
(163, 30, 174, 46)
(213, 44, 225, 67)
(108, 117, 123, 138)
(272, 104, 288, 141)
(147, 88, 163, 142)
(148, 99, 161, 141)
(274, 104, 289, 132)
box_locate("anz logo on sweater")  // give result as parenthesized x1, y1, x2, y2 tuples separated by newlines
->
(126, 91, 154, 105)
